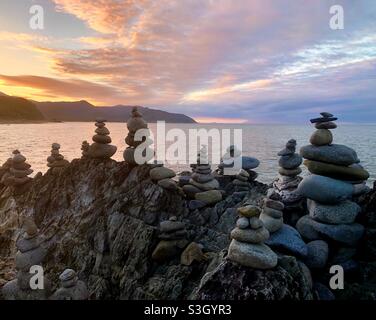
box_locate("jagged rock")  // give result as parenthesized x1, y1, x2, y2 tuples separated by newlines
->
(180, 242, 207, 266)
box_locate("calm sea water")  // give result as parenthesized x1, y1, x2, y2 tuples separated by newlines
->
(0, 122, 375, 186)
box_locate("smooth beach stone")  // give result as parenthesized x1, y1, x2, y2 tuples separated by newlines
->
(12, 162, 31, 170)
(59, 269, 76, 282)
(278, 154, 303, 169)
(249, 217, 263, 229)
(191, 172, 214, 183)
(159, 229, 188, 240)
(127, 117, 148, 132)
(150, 167, 176, 181)
(236, 174, 249, 182)
(310, 129, 333, 146)
(195, 190, 222, 205)
(13, 154, 26, 163)
(52, 280, 89, 300)
(296, 175, 354, 204)
(353, 183, 370, 196)
(188, 200, 206, 210)
(182, 184, 201, 197)
(264, 199, 284, 211)
(259, 212, 283, 233)
(92, 134, 112, 144)
(239, 169, 249, 177)
(263, 207, 283, 219)
(15, 246, 47, 271)
(231, 227, 269, 244)
(237, 205, 261, 218)
(89, 143, 117, 159)
(315, 121, 337, 129)
(151, 239, 189, 262)
(189, 178, 219, 191)
(307, 199, 360, 224)
(10, 168, 33, 178)
(296, 215, 364, 246)
(232, 179, 249, 186)
(310, 116, 338, 123)
(305, 240, 329, 269)
(49, 160, 69, 168)
(13, 177, 32, 186)
(278, 167, 302, 177)
(180, 242, 207, 266)
(160, 220, 185, 233)
(227, 239, 277, 269)
(321, 112, 334, 117)
(300, 144, 359, 166)
(241, 156, 260, 170)
(95, 127, 110, 135)
(236, 217, 250, 229)
(266, 224, 308, 258)
(157, 178, 178, 191)
(304, 160, 369, 181)
(278, 148, 294, 156)
(16, 237, 40, 253)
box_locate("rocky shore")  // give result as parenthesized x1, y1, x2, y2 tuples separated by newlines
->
(0, 111, 375, 300)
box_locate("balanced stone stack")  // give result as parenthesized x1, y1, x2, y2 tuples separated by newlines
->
(296, 112, 369, 269)
(152, 216, 188, 262)
(81, 141, 90, 158)
(123, 107, 153, 165)
(183, 146, 222, 206)
(218, 145, 259, 181)
(260, 198, 284, 233)
(87, 119, 117, 159)
(2, 219, 49, 300)
(227, 205, 277, 269)
(47, 143, 69, 174)
(0, 157, 13, 185)
(232, 169, 252, 192)
(51, 269, 89, 300)
(6, 150, 33, 187)
(273, 139, 303, 204)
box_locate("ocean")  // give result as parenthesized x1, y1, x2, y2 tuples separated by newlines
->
(1, 122, 375, 186)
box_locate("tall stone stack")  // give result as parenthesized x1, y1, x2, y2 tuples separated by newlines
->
(47, 143, 69, 174)
(123, 107, 153, 165)
(51, 269, 89, 300)
(152, 216, 188, 262)
(2, 219, 49, 300)
(227, 205, 277, 269)
(296, 112, 369, 269)
(182, 146, 222, 206)
(5, 150, 33, 187)
(87, 119, 117, 159)
(260, 197, 284, 233)
(273, 139, 303, 204)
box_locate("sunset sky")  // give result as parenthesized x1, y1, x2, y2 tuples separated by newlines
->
(0, 0, 375, 123)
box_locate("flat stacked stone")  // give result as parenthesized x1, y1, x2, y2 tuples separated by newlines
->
(47, 143, 69, 174)
(123, 107, 153, 165)
(183, 146, 222, 206)
(51, 269, 89, 300)
(260, 198, 284, 233)
(152, 216, 189, 262)
(273, 139, 303, 204)
(227, 205, 277, 269)
(6, 150, 33, 187)
(218, 145, 259, 180)
(2, 219, 50, 300)
(296, 113, 368, 268)
(150, 165, 178, 191)
(87, 120, 117, 159)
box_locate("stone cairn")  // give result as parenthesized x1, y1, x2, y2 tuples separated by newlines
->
(296, 112, 369, 270)
(81, 141, 90, 158)
(232, 169, 252, 192)
(3, 150, 33, 187)
(123, 107, 153, 165)
(51, 269, 89, 300)
(260, 197, 284, 233)
(0, 157, 13, 185)
(227, 205, 277, 269)
(218, 145, 260, 181)
(273, 139, 303, 204)
(47, 143, 69, 174)
(152, 216, 188, 262)
(182, 146, 222, 207)
(86, 119, 117, 159)
(2, 219, 49, 300)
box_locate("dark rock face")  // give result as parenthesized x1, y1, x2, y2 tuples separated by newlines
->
(194, 258, 312, 300)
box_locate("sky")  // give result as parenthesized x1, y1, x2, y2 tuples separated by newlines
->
(0, 0, 375, 123)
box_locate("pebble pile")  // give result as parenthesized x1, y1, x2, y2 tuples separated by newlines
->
(47, 143, 69, 173)
(273, 139, 303, 203)
(183, 146, 222, 206)
(51, 269, 89, 300)
(296, 113, 368, 268)
(227, 205, 277, 269)
(87, 119, 117, 159)
(123, 107, 153, 165)
(2, 219, 49, 300)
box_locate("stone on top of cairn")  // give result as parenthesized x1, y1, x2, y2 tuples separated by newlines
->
(183, 145, 222, 206)
(227, 205, 277, 269)
(123, 107, 153, 165)
(47, 143, 69, 173)
(51, 269, 89, 300)
(296, 112, 368, 268)
(273, 139, 303, 204)
(86, 119, 117, 159)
